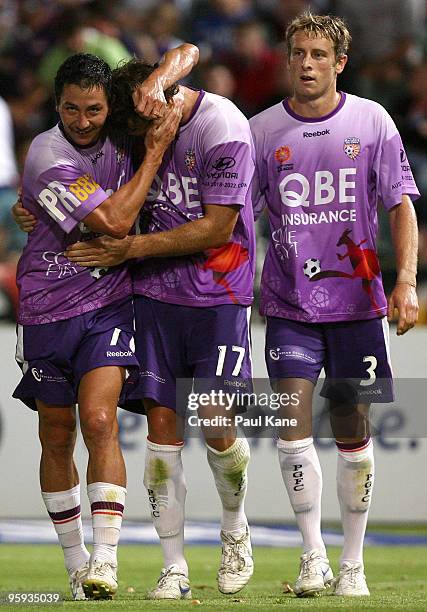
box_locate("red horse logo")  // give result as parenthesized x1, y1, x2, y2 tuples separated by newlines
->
(310, 228, 381, 313)
(199, 243, 249, 304)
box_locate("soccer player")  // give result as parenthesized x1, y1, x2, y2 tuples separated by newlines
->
(12, 46, 198, 600)
(65, 58, 256, 600)
(249, 12, 419, 597)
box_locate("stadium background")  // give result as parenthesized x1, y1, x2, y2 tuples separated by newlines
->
(0, 1, 426, 605)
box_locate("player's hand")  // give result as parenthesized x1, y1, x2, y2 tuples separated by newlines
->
(12, 191, 37, 232)
(144, 95, 184, 154)
(387, 283, 418, 335)
(65, 236, 132, 267)
(133, 77, 167, 120)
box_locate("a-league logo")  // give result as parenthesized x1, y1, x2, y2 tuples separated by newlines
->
(275, 145, 292, 164)
(343, 137, 361, 160)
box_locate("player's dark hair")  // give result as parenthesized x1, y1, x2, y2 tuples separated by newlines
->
(109, 58, 179, 135)
(54, 53, 112, 105)
(286, 11, 351, 60)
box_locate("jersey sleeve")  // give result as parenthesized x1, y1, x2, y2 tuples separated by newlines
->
(200, 140, 255, 207)
(249, 116, 269, 220)
(32, 164, 110, 233)
(376, 110, 420, 211)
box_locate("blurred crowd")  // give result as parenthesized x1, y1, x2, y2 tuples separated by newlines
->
(1, 0, 427, 322)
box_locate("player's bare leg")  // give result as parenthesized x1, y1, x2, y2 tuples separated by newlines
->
(144, 401, 190, 600)
(199, 404, 252, 594)
(78, 366, 127, 600)
(276, 378, 332, 597)
(38, 403, 78, 492)
(330, 401, 372, 596)
(38, 402, 90, 600)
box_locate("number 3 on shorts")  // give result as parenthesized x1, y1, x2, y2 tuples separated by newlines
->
(360, 355, 377, 386)
(216, 345, 245, 376)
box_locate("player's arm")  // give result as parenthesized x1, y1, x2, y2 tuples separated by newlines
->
(81, 100, 182, 239)
(12, 190, 37, 232)
(11, 102, 183, 238)
(387, 194, 419, 335)
(133, 43, 199, 119)
(65, 204, 239, 266)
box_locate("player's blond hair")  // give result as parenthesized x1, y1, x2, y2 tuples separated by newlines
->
(286, 12, 351, 59)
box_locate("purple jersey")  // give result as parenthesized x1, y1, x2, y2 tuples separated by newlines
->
(133, 91, 255, 307)
(17, 125, 134, 325)
(250, 93, 420, 322)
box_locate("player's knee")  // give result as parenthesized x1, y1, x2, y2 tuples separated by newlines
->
(277, 436, 313, 461)
(39, 413, 76, 454)
(80, 410, 117, 446)
(147, 413, 182, 445)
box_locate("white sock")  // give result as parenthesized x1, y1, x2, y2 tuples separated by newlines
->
(42, 484, 90, 574)
(336, 438, 374, 566)
(144, 440, 188, 574)
(206, 438, 250, 535)
(277, 437, 326, 556)
(87, 481, 126, 566)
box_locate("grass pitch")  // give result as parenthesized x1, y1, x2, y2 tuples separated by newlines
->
(0, 544, 426, 611)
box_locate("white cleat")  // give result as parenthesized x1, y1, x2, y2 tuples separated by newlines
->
(83, 560, 118, 600)
(148, 564, 192, 600)
(294, 549, 334, 597)
(217, 526, 254, 594)
(69, 563, 89, 600)
(333, 561, 370, 596)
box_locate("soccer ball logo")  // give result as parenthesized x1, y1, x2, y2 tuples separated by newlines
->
(303, 258, 321, 279)
(90, 267, 109, 279)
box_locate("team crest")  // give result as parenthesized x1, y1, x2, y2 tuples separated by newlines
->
(343, 137, 361, 160)
(275, 145, 292, 164)
(184, 149, 196, 171)
(115, 147, 125, 164)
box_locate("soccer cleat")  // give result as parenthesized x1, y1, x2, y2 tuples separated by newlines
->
(293, 549, 334, 597)
(83, 560, 118, 600)
(147, 564, 192, 600)
(333, 561, 370, 596)
(69, 563, 89, 600)
(217, 526, 254, 594)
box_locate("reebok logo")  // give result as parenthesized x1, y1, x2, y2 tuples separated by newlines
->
(303, 129, 330, 138)
(90, 150, 104, 164)
(106, 350, 133, 357)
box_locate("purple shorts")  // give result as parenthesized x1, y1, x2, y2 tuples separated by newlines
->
(265, 316, 394, 403)
(13, 297, 139, 410)
(123, 296, 253, 412)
